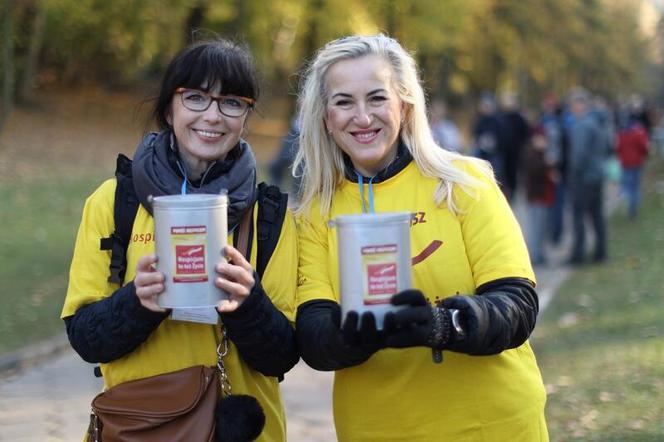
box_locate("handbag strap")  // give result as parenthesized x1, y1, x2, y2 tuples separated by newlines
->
(216, 206, 253, 398)
(215, 204, 254, 398)
(217, 326, 232, 398)
(235, 206, 253, 259)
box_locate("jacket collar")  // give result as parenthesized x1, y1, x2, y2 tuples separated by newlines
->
(343, 140, 412, 184)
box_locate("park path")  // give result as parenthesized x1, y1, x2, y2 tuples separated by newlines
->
(0, 343, 336, 442)
(0, 185, 619, 441)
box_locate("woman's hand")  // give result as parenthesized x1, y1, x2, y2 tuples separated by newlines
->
(134, 254, 168, 313)
(215, 245, 255, 313)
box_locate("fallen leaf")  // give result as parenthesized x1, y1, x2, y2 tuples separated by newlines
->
(577, 293, 593, 308)
(598, 391, 613, 402)
(581, 409, 598, 430)
(572, 428, 587, 438)
(558, 312, 581, 328)
(557, 376, 573, 387)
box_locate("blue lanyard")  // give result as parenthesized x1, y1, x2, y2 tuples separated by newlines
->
(355, 172, 376, 213)
(181, 168, 188, 195)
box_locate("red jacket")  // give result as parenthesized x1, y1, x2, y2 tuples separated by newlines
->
(617, 123, 649, 168)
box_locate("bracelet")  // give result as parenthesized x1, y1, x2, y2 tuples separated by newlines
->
(427, 307, 451, 350)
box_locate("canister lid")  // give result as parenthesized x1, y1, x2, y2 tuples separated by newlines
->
(152, 194, 228, 209)
(334, 212, 412, 226)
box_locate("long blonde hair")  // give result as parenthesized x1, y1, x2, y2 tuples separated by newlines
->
(293, 34, 492, 216)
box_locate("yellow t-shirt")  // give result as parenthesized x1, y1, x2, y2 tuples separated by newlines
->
(62, 179, 298, 442)
(297, 161, 548, 441)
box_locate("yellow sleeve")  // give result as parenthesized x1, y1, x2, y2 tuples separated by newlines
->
(261, 208, 299, 323)
(295, 205, 337, 307)
(61, 179, 118, 318)
(453, 162, 536, 288)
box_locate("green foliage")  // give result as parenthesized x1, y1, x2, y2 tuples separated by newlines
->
(531, 157, 664, 440)
(454, 0, 653, 102)
(41, 0, 189, 84)
(3, 0, 658, 103)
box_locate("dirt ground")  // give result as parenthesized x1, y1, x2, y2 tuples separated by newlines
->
(0, 86, 288, 184)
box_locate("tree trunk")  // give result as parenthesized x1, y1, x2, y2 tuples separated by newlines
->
(184, 3, 207, 45)
(385, 0, 397, 36)
(18, 0, 45, 103)
(229, 0, 247, 38)
(301, 0, 322, 65)
(1, 0, 15, 133)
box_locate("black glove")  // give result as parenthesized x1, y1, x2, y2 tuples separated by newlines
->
(384, 290, 458, 363)
(440, 295, 488, 355)
(331, 304, 384, 356)
(383, 290, 434, 348)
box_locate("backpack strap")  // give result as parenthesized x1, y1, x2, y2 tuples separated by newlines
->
(100, 154, 140, 285)
(99, 167, 286, 285)
(255, 182, 288, 279)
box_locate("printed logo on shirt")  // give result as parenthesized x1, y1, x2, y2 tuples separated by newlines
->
(411, 211, 427, 226)
(411, 240, 443, 265)
(409, 211, 442, 265)
(131, 232, 155, 244)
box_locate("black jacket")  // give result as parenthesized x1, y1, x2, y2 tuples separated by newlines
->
(65, 133, 298, 380)
(296, 277, 539, 371)
(64, 278, 298, 378)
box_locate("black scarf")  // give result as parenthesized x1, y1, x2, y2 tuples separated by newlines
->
(132, 130, 257, 230)
(343, 140, 412, 183)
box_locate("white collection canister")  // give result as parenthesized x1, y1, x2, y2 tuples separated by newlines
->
(335, 212, 412, 328)
(152, 194, 228, 308)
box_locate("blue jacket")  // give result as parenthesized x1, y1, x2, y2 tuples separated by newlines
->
(568, 112, 606, 186)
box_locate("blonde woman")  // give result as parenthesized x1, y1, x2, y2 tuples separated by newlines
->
(294, 35, 548, 441)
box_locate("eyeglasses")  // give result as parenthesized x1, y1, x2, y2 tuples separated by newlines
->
(175, 87, 255, 118)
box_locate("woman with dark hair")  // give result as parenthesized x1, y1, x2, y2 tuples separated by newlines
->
(62, 38, 298, 441)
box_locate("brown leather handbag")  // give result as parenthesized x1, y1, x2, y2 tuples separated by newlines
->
(88, 365, 218, 442)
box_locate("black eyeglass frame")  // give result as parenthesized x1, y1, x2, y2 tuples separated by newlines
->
(175, 87, 255, 118)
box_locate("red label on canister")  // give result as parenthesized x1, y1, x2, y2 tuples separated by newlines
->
(362, 243, 398, 305)
(367, 263, 397, 295)
(171, 226, 208, 283)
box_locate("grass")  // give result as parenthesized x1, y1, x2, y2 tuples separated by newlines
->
(531, 156, 664, 441)
(0, 175, 105, 354)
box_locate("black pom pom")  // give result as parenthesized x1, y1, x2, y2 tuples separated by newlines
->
(216, 395, 265, 442)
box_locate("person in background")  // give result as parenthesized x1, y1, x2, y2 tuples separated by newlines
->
(628, 94, 652, 136)
(293, 34, 547, 441)
(590, 95, 616, 156)
(523, 125, 557, 265)
(429, 98, 462, 152)
(567, 87, 608, 264)
(498, 90, 531, 202)
(616, 113, 649, 219)
(61, 38, 299, 441)
(472, 92, 506, 192)
(540, 94, 569, 246)
(268, 107, 302, 199)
